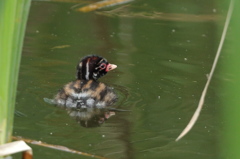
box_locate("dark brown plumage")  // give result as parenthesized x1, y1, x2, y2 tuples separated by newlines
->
(54, 80, 117, 109)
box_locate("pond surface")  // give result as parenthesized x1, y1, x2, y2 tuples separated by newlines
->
(14, 1, 227, 159)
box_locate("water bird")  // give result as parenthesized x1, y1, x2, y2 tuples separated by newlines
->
(44, 55, 118, 110)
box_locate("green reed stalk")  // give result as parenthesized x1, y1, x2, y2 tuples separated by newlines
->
(0, 0, 31, 145)
(222, 0, 240, 158)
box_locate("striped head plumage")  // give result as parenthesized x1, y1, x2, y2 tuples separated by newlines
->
(76, 55, 117, 80)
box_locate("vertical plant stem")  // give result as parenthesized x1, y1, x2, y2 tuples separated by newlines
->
(0, 0, 31, 145)
(222, 0, 240, 158)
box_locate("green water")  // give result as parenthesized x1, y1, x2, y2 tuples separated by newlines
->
(13, 1, 226, 159)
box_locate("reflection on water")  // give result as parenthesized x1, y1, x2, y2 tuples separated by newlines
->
(14, 1, 225, 159)
(44, 97, 116, 127)
(44, 92, 128, 128)
(67, 107, 116, 128)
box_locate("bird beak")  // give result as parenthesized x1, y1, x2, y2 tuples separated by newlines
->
(106, 64, 117, 72)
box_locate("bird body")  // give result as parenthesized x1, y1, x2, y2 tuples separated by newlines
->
(54, 79, 117, 109)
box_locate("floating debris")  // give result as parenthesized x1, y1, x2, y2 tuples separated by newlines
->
(0, 140, 32, 159)
(12, 136, 108, 159)
(76, 0, 133, 12)
(96, 9, 221, 22)
(51, 45, 70, 50)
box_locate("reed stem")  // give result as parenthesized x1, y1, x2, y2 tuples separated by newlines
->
(0, 0, 31, 146)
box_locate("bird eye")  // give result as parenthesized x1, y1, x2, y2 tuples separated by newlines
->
(99, 63, 106, 70)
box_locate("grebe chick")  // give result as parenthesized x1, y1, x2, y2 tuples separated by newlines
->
(44, 55, 118, 109)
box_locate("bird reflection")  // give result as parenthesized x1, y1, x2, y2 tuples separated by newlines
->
(67, 107, 116, 127)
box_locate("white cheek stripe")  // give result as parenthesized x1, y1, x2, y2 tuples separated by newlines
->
(85, 60, 89, 80)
